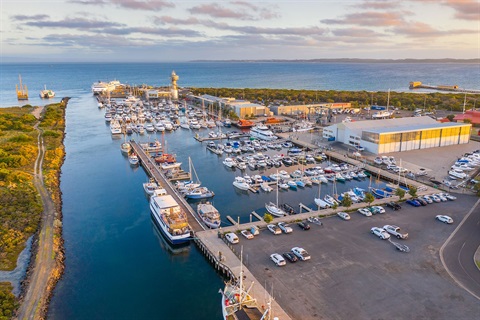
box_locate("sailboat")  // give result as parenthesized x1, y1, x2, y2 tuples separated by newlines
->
(220, 247, 264, 320)
(314, 183, 330, 209)
(265, 172, 286, 217)
(185, 158, 215, 199)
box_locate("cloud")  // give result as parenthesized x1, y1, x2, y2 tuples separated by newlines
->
(188, 2, 279, 20)
(392, 22, 478, 38)
(11, 14, 49, 21)
(444, 0, 480, 21)
(24, 17, 125, 29)
(71, 0, 175, 10)
(322, 11, 404, 27)
(356, 0, 400, 10)
(331, 27, 385, 38)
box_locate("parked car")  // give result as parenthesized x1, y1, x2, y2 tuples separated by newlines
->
(270, 253, 286, 266)
(430, 195, 442, 203)
(282, 252, 298, 263)
(267, 224, 282, 235)
(406, 199, 421, 207)
(291, 247, 311, 261)
(371, 206, 385, 214)
(357, 208, 372, 217)
(371, 227, 390, 240)
(383, 225, 408, 239)
(421, 195, 433, 204)
(277, 222, 293, 234)
(297, 221, 311, 230)
(440, 193, 457, 201)
(414, 198, 427, 206)
(337, 211, 351, 220)
(225, 232, 239, 244)
(435, 193, 448, 202)
(436, 215, 453, 224)
(241, 230, 254, 239)
(386, 202, 401, 210)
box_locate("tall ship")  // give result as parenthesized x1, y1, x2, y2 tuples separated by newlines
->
(149, 189, 191, 245)
(249, 125, 277, 141)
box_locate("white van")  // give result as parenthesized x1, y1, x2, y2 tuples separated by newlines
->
(225, 232, 239, 244)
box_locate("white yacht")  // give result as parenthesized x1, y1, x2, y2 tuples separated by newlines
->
(110, 120, 122, 135)
(223, 158, 236, 168)
(249, 125, 277, 141)
(448, 169, 467, 179)
(232, 177, 250, 190)
(197, 202, 221, 229)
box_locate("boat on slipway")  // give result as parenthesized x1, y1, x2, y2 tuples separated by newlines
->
(197, 202, 221, 229)
(149, 189, 191, 245)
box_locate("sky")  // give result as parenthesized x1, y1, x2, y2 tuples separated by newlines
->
(0, 0, 479, 62)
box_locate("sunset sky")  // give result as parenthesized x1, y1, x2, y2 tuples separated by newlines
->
(1, 0, 479, 62)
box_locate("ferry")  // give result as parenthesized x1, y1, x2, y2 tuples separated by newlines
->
(249, 125, 277, 141)
(149, 189, 191, 245)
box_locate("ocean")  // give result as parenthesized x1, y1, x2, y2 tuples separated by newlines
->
(0, 62, 478, 319)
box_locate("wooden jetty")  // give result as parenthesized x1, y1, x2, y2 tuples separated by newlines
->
(129, 141, 205, 232)
(299, 203, 312, 213)
(226, 215, 238, 225)
(251, 211, 263, 221)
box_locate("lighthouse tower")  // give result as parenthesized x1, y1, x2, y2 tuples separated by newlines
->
(170, 70, 179, 100)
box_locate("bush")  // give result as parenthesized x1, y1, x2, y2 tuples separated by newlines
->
(263, 213, 273, 223)
(8, 134, 34, 143)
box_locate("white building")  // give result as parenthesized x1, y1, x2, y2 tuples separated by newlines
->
(322, 116, 471, 154)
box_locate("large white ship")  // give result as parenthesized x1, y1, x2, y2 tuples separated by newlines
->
(91, 80, 121, 95)
(149, 189, 191, 245)
(249, 125, 277, 141)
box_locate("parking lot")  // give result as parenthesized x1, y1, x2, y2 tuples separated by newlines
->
(238, 194, 480, 320)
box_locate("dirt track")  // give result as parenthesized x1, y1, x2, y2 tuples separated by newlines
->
(16, 108, 57, 320)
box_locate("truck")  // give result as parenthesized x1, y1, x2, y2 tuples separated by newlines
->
(383, 225, 408, 239)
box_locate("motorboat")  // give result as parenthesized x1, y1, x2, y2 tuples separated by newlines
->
(197, 202, 221, 229)
(335, 173, 346, 182)
(143, 179, 158, 195)
(39, 85, 55, 99)
(150, 191, 191, 244)
(370, 188, 392, 198)
(232, 177, 250, 190)
(295, 180, 305, 188)
(314, 198, 330, 209)
(110, 120, 122, 135)
(120, 142, 131, 154)
(448, 169, 467, 179)
(185, 187, 215, 199)
(140, 140, 162, 153)
(451, 163, 474, 171)
(128, 153, 139, 166)
(250, 125, 277, 141)
(223, 157, 236, 168)
(323, 195, 338, 206)
(287, 180, 297, 190)
(260, 182, 273, 192)
(374, 157, 383, 165)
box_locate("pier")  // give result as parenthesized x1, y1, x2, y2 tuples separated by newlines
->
(129, 141, 205, 232)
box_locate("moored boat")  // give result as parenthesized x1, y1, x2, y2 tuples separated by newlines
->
(197, 202, 221, 229)
(232, 176, 250, 191)
(185, 187, 215, 199)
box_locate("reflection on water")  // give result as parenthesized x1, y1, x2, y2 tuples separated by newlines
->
(151, 216, 190, 255)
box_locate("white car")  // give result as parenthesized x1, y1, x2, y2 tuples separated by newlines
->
(430, 195, 441, 203)
(270, 253, 286, 266)
(422, 195, 433, 204)
(436, 215, 453, 224)
(357, 208, 372, 217)
(225, 232, 239, 244)
(241, 230, 254, 239)
(383, 225, 408, 239)
(267, 224, 281, 235)
(291, 247, 311, 261)
(371, 227, 390, 240)
(277, 222, 293, 234)
(442, 193, 457, 201)
(372, 206, 385, 214)
(434, 193, 448, 202)
(337, 211, 351, 220)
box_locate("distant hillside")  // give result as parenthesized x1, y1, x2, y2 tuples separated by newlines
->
(191, 58, 480, 64)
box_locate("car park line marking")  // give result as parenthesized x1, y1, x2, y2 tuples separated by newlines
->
(439, 198, 480, 301)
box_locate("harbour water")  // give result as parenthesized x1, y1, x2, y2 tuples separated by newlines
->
(0, 61, 477, 319)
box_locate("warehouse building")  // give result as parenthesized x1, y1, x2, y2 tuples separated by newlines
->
(322, 116, 471, 154)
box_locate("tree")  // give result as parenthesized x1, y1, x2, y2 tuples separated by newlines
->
(331, 202, 338, 213)
(341, 194, 352, 210)
(408, 186, 417, 198)
(364, 192, 375, 206)
(264, 213, 273, 223)
(396, 188, 406, 200)
(446, 114, 455, 122)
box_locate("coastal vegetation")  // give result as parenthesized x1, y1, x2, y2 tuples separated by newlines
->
(189, 88, 480, 113)
(0, 283, 17, 320)
(0, 101, 66, 318)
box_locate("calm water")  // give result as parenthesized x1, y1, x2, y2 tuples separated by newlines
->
(0, 62, 477, 319)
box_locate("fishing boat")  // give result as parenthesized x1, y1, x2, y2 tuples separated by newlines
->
(233, 177, 250, 191)
(149, 190, 191, 245)
(220, 249, 267, 320)
(120, 142, 131, 154)
(143, 179, 158, 195)
(128, 152, 139, 166)
(155, 153, 177, 164)
(185, 187, 215, 199)
(39, 85, 55, 99)
(197, 202, 221, 229)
